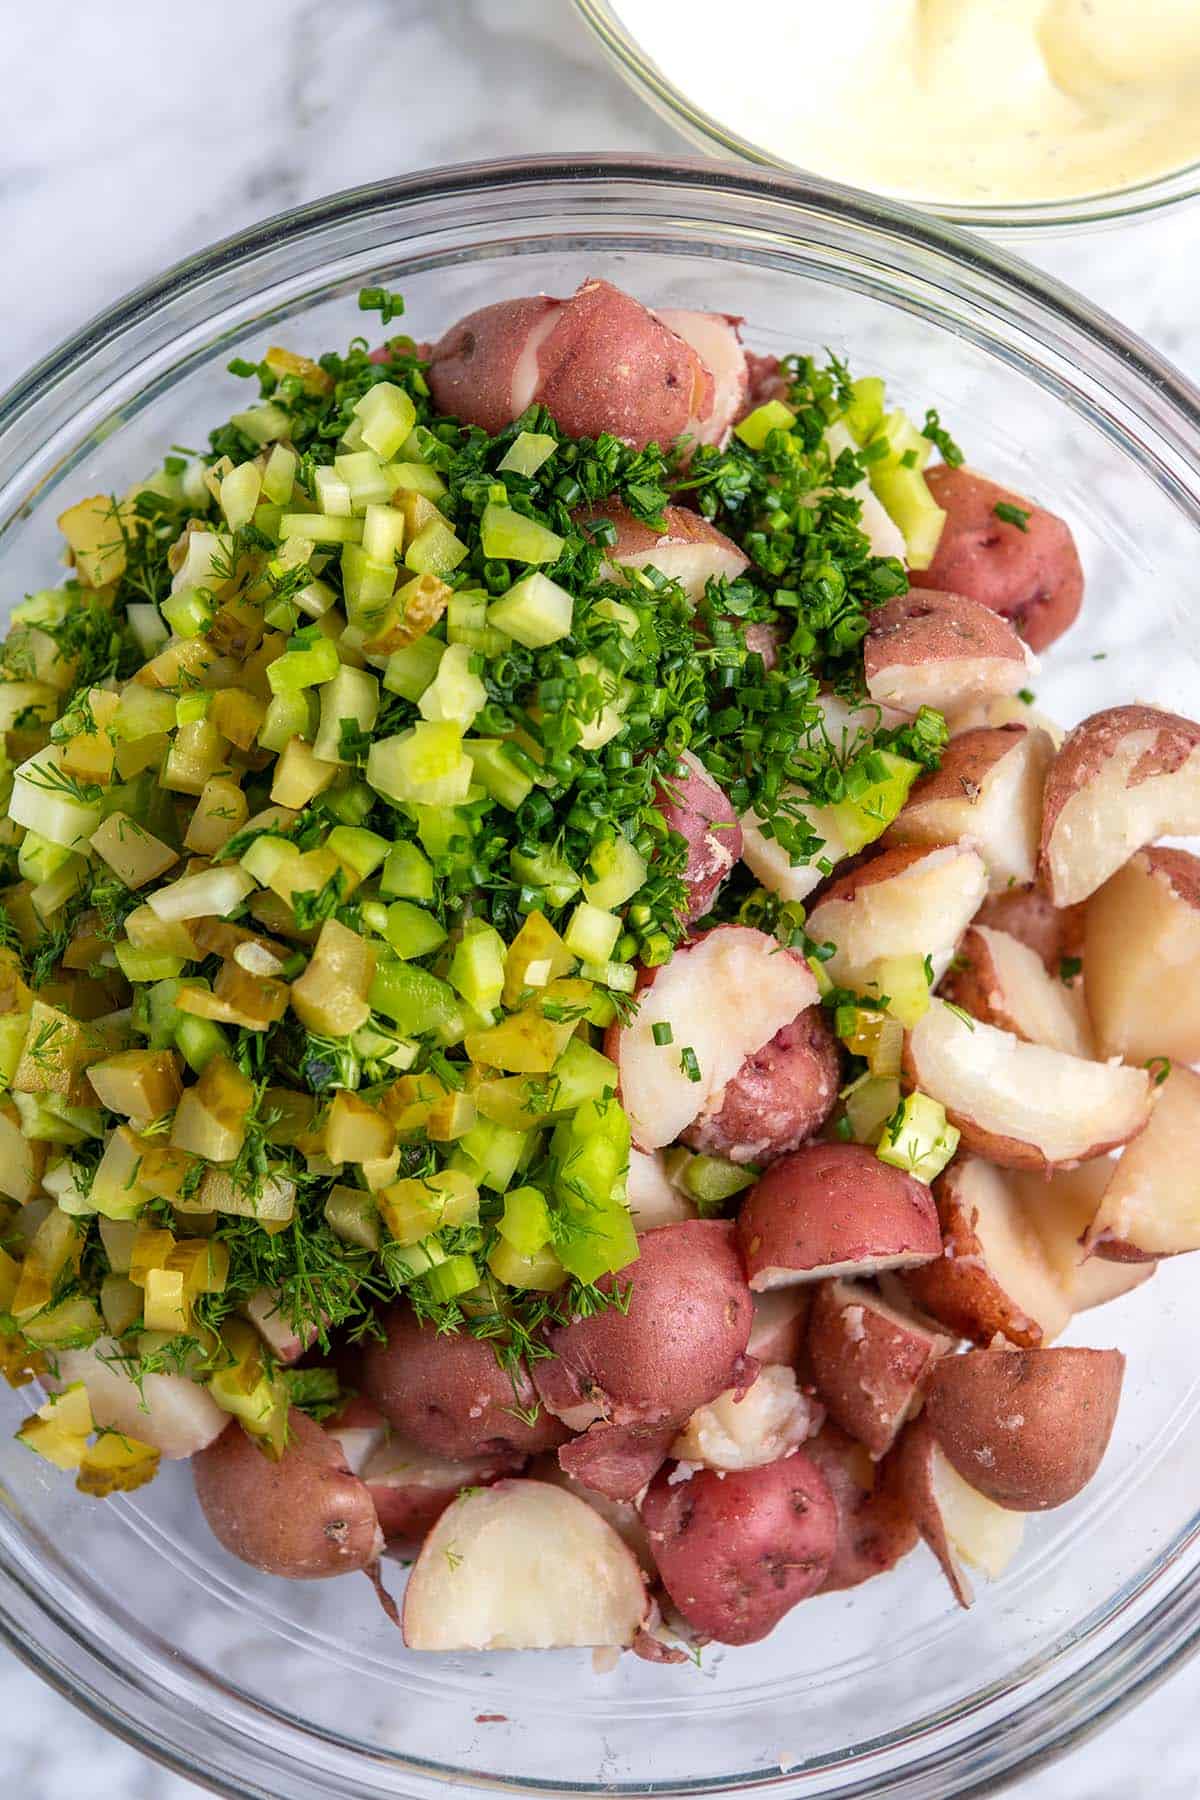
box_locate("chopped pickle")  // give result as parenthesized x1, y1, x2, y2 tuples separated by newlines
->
(208, 1318, 288, 1457)
(76, 1431, 162, 1497)
(291, 918, 376, 1037)
(325, 1091, 396, 1164)
(170, 1055, 255, 1161)
(87, 1048, 183, 1122)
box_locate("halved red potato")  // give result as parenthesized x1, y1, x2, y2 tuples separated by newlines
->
(882, 1414, 1024, 1608)
(805, 844, 989, 989)
(534, 1220, 754, 1434)
(527, 1452, 656, 1572)
(740, 795, 856, 904)
(679, 1003, 841, 1165)
(909, 466, 1084, 651)
(1084, 847, 1200, 1061)
(737, 1141, 941, 1291)
(807, 1279, 950, 1457)
(1039, 706, 1200, 907)
(360, 1434, 518, 1541)
(904, 999, 1152, 1170)
(655, 308, 747, 447)
(1015, 1161, 1154, 1309)
(607, 925, 817, 1151)
(653, 750, 743, 921)
(46, 1336, 225, 1459)
(924, 1346, 1124, 1511)
(241, 1285, 319, 1366)
(324, 1392, 390, 1476)
(670, 1363, 821, 1471)
(427, 278, 711, 450)
(805, 1421, 919, 1593)
(402, 1480, 650, 1651)
(626, 1147, 696, 1230)
(864, 590, 1036, 718)
(884, 726, 1052, 893)
(585, 499, 749, 602)
(902, 1156, 1071, 1347)
(557, 1424, 675, 1502)
(193, 1411, 383, 1579)
(973, 882, 1084, 975)
(939, 925, 1092, 1058)
(747, 1287, 812, 1368)
(1083, 1064, 1200, 1260)
(948, 692, 1066, 748)
(640, 1452, 838, 1645)
(743, 351, 789, 410)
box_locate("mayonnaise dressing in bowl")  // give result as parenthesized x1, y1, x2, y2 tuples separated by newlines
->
(611, 0, 1200, 206)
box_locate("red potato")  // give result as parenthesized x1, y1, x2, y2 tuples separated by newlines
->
(193, 1411, 383, 1579)
(641, 1452, 838, 1645)
(557, 1424, 675, 1502)
(324, 1391, 390, 1476)
(241, 1285, 319, 1365)
(1039, 706, 1200, 907)
(948, 692, 1066, 748)
(670, 1363, 822, 1471)
(534, 1220, 754, 1434)
(909, 466, 1084, 651)
(882, 1414, 1024, 1608)
(680, 1004, 842, 1165)
(586, 499, 749, 602)
(402, 1480, 650, 1651)
(864, 589, 1036, 719)
(1015, 1160, 1154, 1309)
(606, 924, 817, 1151)
(361, 1305, 567, 1461)
(902, 1156, 1071, 1348)
(823, 422, 907, 563)
(904, 998, 1153, 1171)
(747, 1287, 812, 1369)
(1084, 848, 1200, 1061)
(626, 1147, 696, 1230)
(805, 843, 989, 990)
(359, 1433, 518, 1542)
(973, 882, 1084, 975)
(46, 1336, 225, 1459)
(924, 1346, 1125, 1511)
(743, 350, 790, 410)
(939, 925, 1093, 1059)
(655, 308, 748, 446)
(739, 794, 857, 905)
(527, 1452, 656, 1573)
(807, 1279, 950, 1458)
(653, 750, 743, 922)
(805, 1422, 919, 1594)
(737, 1142, 941, 1291)
(428, 279, 712, 450)
(884, 725, 1053, 894)
(1083, 1064, 1200, 1260)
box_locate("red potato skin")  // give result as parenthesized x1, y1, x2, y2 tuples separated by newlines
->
(886, 724, 1028, 824)
(533, 1220, 755, 1433)
(864, 588, 1029, 692)
(655, 308, 748, 446)
(361, 1306, 568, 1462)
(901, 1161, 1049, 1348)
(924, 1347, 1125, 1511)
(653, 751, 744, 923)
(974, 883, 1084, 974)
(809, 842, 938, 911)
(737, 1142, 942, 1289)
(371, 1481, 467, 1543)
(910, 466, 1084, 652)
(878, 1414, 972, 1608)
(426, 296, 559, 434)
(806, 1281, 949, 1459)
(742, 352, 790, 411)
(583, 497, 750, 596)
(680, 1005, 842, 1164)
(641, 1452, 838, 1644)
(193, 1411, 382, 1579)
(557, 1423, 675, 1502)
(804, 1422, 919, 1593)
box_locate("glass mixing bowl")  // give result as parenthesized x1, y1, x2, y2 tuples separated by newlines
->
(2, 154, 1200, 1800)
(573, 0, 1200, 233)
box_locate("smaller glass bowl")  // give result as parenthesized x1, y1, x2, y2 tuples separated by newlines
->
(573, 0, 1200, 233)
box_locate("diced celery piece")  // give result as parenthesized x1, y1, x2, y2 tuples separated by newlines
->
(510, 844, 580, 908)
(380, 840, 435, 901)
(843, 1073, 903, 1145)
(404, 517, 468, 578)
(412, 803, 475, 867)
(9, 745, 103, 848)
(334, 450, 394, 512)
(865, 954, 931, 1029)
(448, 919, 506, 1013)
(354, 382, 417, 461)
(551, 1097, 637, 1283)
(497, 432, 557, 478)
(734, 400, 795, 450)
(422, 1254, 479, 1303)
(294, 577, 337, 619)
(487, 1237, 566, 1291)
(382, 460, 447, 500)
(583, 832, 647, 910)
(18, 830, 74, 886)
(869, 465, 947, 570)
(220, 462, 262, 531)
(366, 723, 472, 807)
(679, 1153, 757, 1212)
(548, 1037, 619, 1112)
(868, 409, 933, 474)
(174, 1013, 230, 1075)
(487, 571, 573, 648)
(498, 1184, 551, 1256)
(563, 902, 622, 964)
(383, 635, 445, 701)
(262, 443, 298, 505)
(369, 960, 461, 1037)
(258, 689, 315, 753)
(826, 750, 922, 855)
(314, 464, 352, 518)
(327, 825, 389, 879)
(453, 1119, 528, 1193)
(341, 543, 397, 622)
(280, 513, 363, 545)
(160, 587, 215, 640)
(842, 377, 886, 445)
(417, 642, 486, 729)
(876, 1091, 959, 1183)
(464, 739, 533, 811)
(115, 943, 186, 983)
(313, 664, 380, 764)
(479, 504, 563, 566)
(266, 635, 340, 694)
(385, 900, 447, 960)
(230, 401, 292, 444)
(384, 1236, 447, 1284)
(361, 502, 406, 566)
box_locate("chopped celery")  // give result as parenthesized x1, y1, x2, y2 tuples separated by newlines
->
(583, 833, 647, 910)
(487, 1237, 566, 1291)
(865, 954, 932, 1029)
(403, 516, 468, 578)
(361, 501, 406, 565)
(844, 1073, 903, 1144)
(421, 1254, 480, 1303)
(416, 642, 486, 728)
(314, 464, 353, 517)
(266, 634, 340, 694)
(498, 1184, 551, 1256)
(448, 920, 507, 1012)
(677, 1152, 757, 1212)
(842, 377, 886, 445)
(827, 750, 921, 854)
(382, 635, 445, 702)
(497, 432, 557, 478)
(355, 382, 417, 460)
(312, 664, 380, 763)
(551, 1097, 637, 1283)
(258, 689, 315, 753)
(230, 401, 292, 445)
(380, 840, 435, 901)
(326, 825, 389, 879)
(334, 450, 394, 512)
(548, 1037, 619, 1112)
(341, 543, 397, 622)
(262, 442, 297, 505)
(280, 512, 363, 545)
(453, 1119, 528, 1193)
(9, 745, 103, 848)
(385, 900, 448, 960)
(563, 901, 622, 964)
(220, 462, 262, 530)
(876, 1091, 960, 1183)
(384, 460, 447, 500)
(366, 723, 472, 807)
(464, 739, 534, 811)
(175, 1013, 230, 1075)
(369, 960, 461, 1038)
(487, 572, 573, 647)
(869, 465, 947, 570)
(734, 400, 795, 450)
(479, 504, 563, 565)
(510, 844, 580, 908)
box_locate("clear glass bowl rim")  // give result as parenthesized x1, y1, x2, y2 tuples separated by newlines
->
(3, 152, 1200, 1800)
(571, 0, 1200, 232)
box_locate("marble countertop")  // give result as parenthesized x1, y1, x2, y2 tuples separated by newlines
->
(4, 1, 1200, 1795)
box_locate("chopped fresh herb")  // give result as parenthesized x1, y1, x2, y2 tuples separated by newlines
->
(994, 502, 1031, 532)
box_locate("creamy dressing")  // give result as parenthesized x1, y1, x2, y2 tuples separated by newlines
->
(614, 0, 1200, 205)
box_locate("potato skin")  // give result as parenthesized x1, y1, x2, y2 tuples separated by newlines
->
(807, 1280, 949, 1458)
(533, 1220, 754, 1433)
(557, 1423, 675, 1501)
(910, 466, 1084, 651)
(584, 498, 750, 601)
(641, 1452, 838, 1643)
(864, 588, 1030, 708)
(878, 1414, 972, 1608)
(361, 1306, 567, 1461)
(193, 1411, 382, 1579)
(680, 1004, 841, 1164)
(804, 1421, 919, 1593)
(924, 1347, 1125, 1511)
(737, 1142, 941, 1289)
(974, 883, 1084, 974)
(426, 296, 558, 435)
(900, 1158, 1056, 1348)
(653, 750, 743, 922)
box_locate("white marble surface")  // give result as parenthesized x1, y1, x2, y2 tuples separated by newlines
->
(3, 1, 1200, 1795)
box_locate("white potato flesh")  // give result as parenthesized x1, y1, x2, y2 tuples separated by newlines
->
(241, 1286, 315, 1365)
(401, 1480, 648, 1652)
(957, 927, 1093, 1058)
(1084, 853, 1200, 1061)
(670, 1364, 820, 1471)
(740, 797, 855, 903)
(907, 1000, 1152, 1166)
(949, 694, 1065, 748)
(617, 927, 817, 1150)
(363, 1434, 496, 1492)
(46, 1337, 225, 1459)
(807, 845, 988, 989)
(626, 1147, 696, 1230)
(1015, 1161, 1154, 1311)
(947, 1158, 1072, 1343)
(328, 1422, 388, 1478)
(656, 308, 745, 446)
(889, 730, 1052, 893)
(824, 422, 907, 563)
(1084, 1064, 1200, 1258)
(746, 1288, 810, 1364)
(1043, 732, 1200, 907)
(932, 1445, 1025, 1584)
